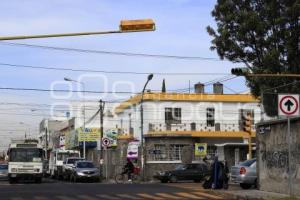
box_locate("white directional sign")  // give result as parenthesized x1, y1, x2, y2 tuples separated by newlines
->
(102, 137, 111, 147)
(278, 94, 299, 116)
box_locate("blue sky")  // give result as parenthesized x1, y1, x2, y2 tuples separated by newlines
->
(0, 0, 248, 151)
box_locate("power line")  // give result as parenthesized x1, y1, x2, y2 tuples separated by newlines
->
(0, 42, 224, 61)
(0, 62, 230, 76)
(0, 87, 137, 94)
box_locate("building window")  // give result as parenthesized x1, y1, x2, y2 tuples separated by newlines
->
(191, 122, 196, 131)
(165, 108, 181, 124)
(153, 144, 167, 160)
(206, 108, 215, 127)
(170, 144, 184, 161)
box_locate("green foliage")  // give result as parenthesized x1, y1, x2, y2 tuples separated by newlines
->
(207, 0, 300, 116)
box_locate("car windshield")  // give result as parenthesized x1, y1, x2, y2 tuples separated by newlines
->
(240, 159, 256, 167)
(57, 153, 79, 161)
(77, 162, 94, 168)
(175, 164, 186, 170)
(0, 164, 8, 170)
(9, 148, 43, 162)
(67, 158, 84, 164)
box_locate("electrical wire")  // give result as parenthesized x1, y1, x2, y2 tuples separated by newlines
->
(0, 42, 224, 61)
(0, 62, 230, 76)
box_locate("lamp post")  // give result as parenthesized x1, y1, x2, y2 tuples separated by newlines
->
(64, 77, 86, 159)
(19, 122, 31, 139)
(140, 74, 153, 181)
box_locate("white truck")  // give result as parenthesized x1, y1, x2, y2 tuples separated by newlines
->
(8, 139, 43, 184)
(48, 149, 80, 179)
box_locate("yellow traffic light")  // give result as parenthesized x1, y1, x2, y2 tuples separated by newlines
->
(120, 19, 155, 32)
(243, 113, 252, 133)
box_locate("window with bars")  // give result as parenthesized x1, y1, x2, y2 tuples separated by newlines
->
(165, 108, 181, 124)
(169, 144, 184, 161)
(206, 108, 215, 127)
(153, 144, 167, 160)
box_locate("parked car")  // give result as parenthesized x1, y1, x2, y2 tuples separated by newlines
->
(0, 164, 8, 181)
(69, 161, 100, 182)
(153, 163, 210, 183)
(62, 157, 85, 180)
(230, 158, 257, 189)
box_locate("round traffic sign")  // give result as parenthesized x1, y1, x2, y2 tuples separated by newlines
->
(279, 95, 299, 115)
(102, 137, 111, 147)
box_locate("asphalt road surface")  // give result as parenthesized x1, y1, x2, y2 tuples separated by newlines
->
(0, 179, 232, 200)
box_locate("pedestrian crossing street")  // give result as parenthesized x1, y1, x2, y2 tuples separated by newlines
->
(6, 184, 225, 200)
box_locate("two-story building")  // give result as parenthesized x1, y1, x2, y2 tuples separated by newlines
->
(115, 83, 261, 179)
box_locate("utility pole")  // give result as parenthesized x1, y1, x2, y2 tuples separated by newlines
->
(45, 127, 48, 160)
(99, 100, 105, 166)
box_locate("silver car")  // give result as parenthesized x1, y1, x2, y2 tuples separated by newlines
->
(0, 164, 8, 180)
(70, 161, 100, 182)
(230, 158, 257, 189)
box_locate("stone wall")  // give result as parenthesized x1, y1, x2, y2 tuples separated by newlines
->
(257, 117, 300, 196)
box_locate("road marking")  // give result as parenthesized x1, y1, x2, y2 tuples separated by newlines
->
(136, 193, 164, 200)
(77, 195, 98, 200)
(155, 193, 182, 199)
(192, 191, 223, 199)
(56, 196, 75, 200)
(95, 194, 121, 200)
(116, 194, 142, 199)
(34, 196, 49, 200)
(175, 192, 204, 199)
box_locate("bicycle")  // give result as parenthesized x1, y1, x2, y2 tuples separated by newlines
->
(115, 166, 141, 184)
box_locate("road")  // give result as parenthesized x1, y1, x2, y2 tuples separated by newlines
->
(0, 179, 232, 200)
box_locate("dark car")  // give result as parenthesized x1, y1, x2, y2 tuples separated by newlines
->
(0, 164, 8, 181)
(154, 163, 210, 183)
(70, 161, 100, 182)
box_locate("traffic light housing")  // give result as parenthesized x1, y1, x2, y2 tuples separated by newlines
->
(231, 68, 249, 76)
(242, 112, 252, 133)
(120, 19, 155, 32)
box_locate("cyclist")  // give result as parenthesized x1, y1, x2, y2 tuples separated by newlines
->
(122, 158, 134, 181)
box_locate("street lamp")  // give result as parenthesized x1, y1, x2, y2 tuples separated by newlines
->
(64, 77, 86, 159)
(19, 122, 31, 139)
(140, 74, 153, 181)
(0, 19, 155, 41)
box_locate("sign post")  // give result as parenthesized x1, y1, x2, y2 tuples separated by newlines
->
(278, 94, 299, 197)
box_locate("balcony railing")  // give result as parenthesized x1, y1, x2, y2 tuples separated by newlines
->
(148, 121, 254, 132)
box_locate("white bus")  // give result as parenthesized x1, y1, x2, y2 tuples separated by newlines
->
(8, 140, 43, 184)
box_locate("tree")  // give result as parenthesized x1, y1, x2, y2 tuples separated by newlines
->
(207, 0, 300, 116)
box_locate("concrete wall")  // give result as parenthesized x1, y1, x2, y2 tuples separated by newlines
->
(257, 117, 300, 196)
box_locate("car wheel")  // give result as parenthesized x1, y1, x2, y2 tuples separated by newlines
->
(35, 177, 42, 184)
(240, 183, 252, 189)
(9, 178, 17, 184)
(169, 175, 178, 183)
(160, 179, 168, 183)
(254, 179, 258, 189)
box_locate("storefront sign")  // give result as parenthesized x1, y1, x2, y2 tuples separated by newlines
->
(78, 128, 100, 142)
(103, 129, 119, 147)
(127, 141, 139, 159)
(195, 143, 207, 156)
